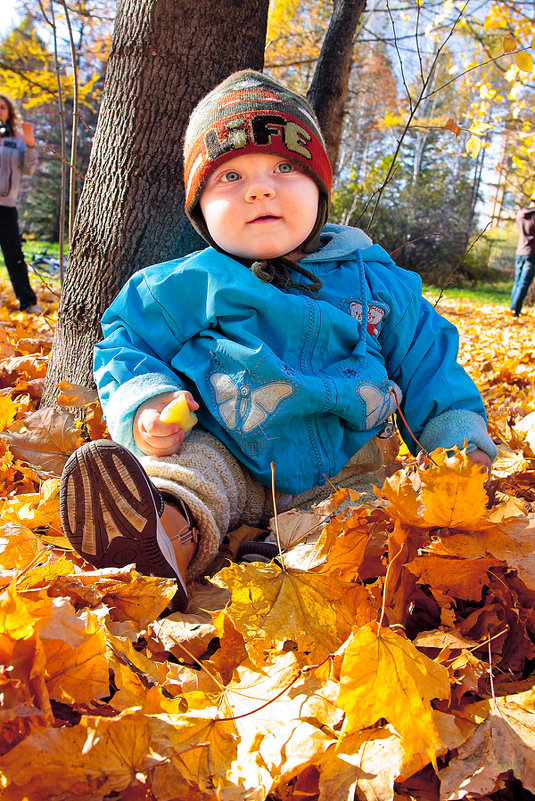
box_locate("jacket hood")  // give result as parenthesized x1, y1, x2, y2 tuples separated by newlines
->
(302, 223, 373, 262)
(518, 207, 535, 219)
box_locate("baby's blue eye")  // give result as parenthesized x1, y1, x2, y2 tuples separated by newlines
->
(221, 170, 240, 182)
(276, 163, 294, 173)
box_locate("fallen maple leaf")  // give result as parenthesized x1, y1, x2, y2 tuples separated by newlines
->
(39, 600, 109, 705)
(0, 396, 17, 431)
(337, 622, 450, 767)
(47, 565, 177, 629)
(55, 381, 99, 408)
(439, 693, 535, 798)
(380, 448, 489, 530)
(406, 554, 503, 603)
(0, 523, 46, 570)
(0, 408, 83, 475)
(211, 561, 376, 665)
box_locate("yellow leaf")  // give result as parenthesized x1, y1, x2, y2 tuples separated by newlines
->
(107, 632, 168, 711)
(468, 120, 492, 135)
(466, 136, 481, 158)
(209, 651, 341, 793)
(418, 448, 488, 528)
(337, 623, 450, 767)
(516, 51, 534, 72)
(212, 561, 376, 665)
(0, 581, 40, 645)
(0, 523, 45, 570)
(503, 33, 516, 52)
(0, 708, 237, 798)
(0, 479, 61, 532)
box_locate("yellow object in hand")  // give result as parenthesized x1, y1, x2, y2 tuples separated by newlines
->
(160, 394, 198, 432)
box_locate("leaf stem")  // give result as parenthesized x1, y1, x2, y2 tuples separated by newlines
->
(215, 652, 332, 723)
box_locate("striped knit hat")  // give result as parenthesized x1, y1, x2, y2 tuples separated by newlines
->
(183, 70, 332, 255)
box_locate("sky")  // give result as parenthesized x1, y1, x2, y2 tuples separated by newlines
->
(0, 0, 19, 37)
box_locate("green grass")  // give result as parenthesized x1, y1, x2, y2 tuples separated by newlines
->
(0, 238, 67, 287)
(423, 280, 513, 306)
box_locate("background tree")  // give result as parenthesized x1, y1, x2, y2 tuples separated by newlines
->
(306, 0, 366, 167)
(41, 0, 270, 404)
(42, 0, 367, 402)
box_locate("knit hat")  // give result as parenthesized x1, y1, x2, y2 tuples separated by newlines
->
(183, 70, 332, 258)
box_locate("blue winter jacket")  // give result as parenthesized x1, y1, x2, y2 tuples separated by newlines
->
(94, 224, 497, 494)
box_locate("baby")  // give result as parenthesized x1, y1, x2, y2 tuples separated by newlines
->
(60, 71, 497, 611)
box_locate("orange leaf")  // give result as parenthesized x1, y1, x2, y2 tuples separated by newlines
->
(406, 554, 503, 602)
(0, 397, 17, 431)
(445, 118, 462, 137)
(55, 381, 99, 408)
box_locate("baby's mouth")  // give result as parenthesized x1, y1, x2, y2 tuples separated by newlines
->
(248, 214, 281, 223)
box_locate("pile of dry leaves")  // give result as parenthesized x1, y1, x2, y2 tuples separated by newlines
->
(0, 281, 534, 801)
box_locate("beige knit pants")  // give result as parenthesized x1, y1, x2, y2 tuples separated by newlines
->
(141, 429, 382, 580)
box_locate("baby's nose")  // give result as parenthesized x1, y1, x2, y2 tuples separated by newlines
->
(245, 182, 276, 201)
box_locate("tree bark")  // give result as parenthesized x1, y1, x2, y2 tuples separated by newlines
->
(42, 0, 269, 405)
(306, 0, 366, 170)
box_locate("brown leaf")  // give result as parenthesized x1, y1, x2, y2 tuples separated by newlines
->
(0, 408, 82, 475)
(445, 118, 462, 137)
(439, 694, 535, 797)
(55, 381, 99, 408)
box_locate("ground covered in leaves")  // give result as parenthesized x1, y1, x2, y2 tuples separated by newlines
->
(0, 281, 534, 801)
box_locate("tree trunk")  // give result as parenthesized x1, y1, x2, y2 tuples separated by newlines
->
(42, 0, 269, 405)
(306, 0, 366, 170)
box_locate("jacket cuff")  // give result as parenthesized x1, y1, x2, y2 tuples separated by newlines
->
(419, 409, 498, 462)
(103, 373, 185, 456)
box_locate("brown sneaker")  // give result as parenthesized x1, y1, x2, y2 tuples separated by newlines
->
(60, 439, 196, 611)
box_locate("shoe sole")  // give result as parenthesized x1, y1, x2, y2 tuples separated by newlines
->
(60, 440, 188, 608)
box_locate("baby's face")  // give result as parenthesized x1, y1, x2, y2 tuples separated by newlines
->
(199, 153, 319, 261)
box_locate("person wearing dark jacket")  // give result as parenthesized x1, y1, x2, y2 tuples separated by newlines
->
(510, 194, 535, 317)
(0, 94, 42, 314)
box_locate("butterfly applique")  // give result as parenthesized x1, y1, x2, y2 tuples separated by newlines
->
(209, 373, 294, 434)
(356, 382, 401, 428)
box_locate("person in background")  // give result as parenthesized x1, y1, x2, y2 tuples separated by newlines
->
(0, 94, 42, 314)
(510, 191, 535, 318)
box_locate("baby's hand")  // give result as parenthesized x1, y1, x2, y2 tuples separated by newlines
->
(134, 391, 199, 456)
(467, 448, 491, 478)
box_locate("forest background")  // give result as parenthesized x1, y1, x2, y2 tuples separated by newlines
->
(0, 0, 534, 299)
